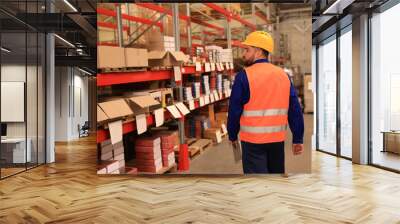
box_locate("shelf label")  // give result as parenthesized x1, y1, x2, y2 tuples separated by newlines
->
(195, 62, 202, 72)
(204, 95, 210, 105)
(205, 63, 211, 72)
(108, 120, 123, 145)
(210, 94, 215, 102)
(154, 108, 164, 127)
(136, 114, 147, 135)
(188, 100, 195, 110)
(167, 105, 182, 118)
(174, 66, 182, 82)
(199, 97, 205, 107)
(213, 91, 219, 101)
(175, 102, 190, 115)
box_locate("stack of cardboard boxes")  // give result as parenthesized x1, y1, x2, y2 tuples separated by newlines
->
(135, 136, 163, 173)
(219, 49, 233, 63)
(98, 46, 149, 69)
(154, 131, 178, 167)
(98, 140, 126, 174)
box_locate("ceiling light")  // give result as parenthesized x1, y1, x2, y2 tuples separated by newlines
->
(323, 0, 355, 15)
(78, 67, 92, 76)
(1, 47, 11, 53)
(63, 0, 78, 12)
(54, 34, 75, 48)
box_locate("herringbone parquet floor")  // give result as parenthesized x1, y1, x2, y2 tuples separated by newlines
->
(1, 135, 400, 223)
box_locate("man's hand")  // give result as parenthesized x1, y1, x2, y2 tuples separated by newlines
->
(292, 144, 304, 155)
(231, 140, 240, 149)
(231, 140, 242, 162)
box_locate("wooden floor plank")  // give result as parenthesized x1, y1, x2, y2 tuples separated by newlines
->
(0, 129, 400, 223)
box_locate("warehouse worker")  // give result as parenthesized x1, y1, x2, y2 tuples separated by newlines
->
(228, 31, 304, 174)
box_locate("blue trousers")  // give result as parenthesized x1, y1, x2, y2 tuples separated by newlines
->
(241, 141, 285, 174)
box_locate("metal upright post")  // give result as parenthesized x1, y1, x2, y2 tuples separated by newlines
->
(173, 4, 184, 144)
(227, 18, 232, 49)
(186, 3, 192, 55)
(173, 3, 189, 171)
(116, 4, 124, 47)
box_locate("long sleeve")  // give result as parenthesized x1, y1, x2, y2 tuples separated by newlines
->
(227, 70, 250, 141)
(287, 80, 304, 144)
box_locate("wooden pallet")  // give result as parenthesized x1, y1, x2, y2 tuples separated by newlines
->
(100, 67, 147, 73)
(188, 139, 212, 159)
(150, 66, 172, 71)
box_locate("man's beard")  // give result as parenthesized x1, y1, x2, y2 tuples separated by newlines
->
(243, 59, 253, 66)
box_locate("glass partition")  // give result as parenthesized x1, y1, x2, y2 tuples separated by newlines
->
(371, 3, 400, 171)
(317, 35, 337, 154)
(339, 27, 352, 158)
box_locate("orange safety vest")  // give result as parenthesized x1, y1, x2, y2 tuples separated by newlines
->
(239, 63, 290, 144)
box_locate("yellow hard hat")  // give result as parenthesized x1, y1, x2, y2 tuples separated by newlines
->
(241, 31, 274, 54)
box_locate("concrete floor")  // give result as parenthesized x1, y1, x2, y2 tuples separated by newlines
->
(187, 114, 314, 174)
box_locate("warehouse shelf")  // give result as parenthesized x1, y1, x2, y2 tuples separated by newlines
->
(97, 93, 230, 143)
(97, 65, 234, 86)
(97, 111, 173, 143)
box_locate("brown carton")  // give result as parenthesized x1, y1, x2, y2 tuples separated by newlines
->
(204, 128, 222, 143)
(148, 51, 188, 67)
(97, 106, 109, 123)
(124, 48, 148, 67)
(98, 99, 133, 120)
(128, 95, 161, 114)
(97, 46, 125, 69)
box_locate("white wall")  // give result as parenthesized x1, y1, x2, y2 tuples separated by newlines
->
(55, 67, 89, 141)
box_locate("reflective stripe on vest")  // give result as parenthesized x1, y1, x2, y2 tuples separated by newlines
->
(242, 108, 288, 117)
(240, 125, 287, 134)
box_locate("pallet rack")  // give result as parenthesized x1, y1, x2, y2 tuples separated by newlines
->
(97, 3, 254, 172)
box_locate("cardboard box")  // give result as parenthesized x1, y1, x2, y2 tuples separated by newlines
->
(148, 51, 188, 67)
(113, 145, 124, 157)
(215, 112, 228, 121)
(97, 106, 109, 123)
(136, 164, 163, 173)
(98, 99, 133, 120)
(136, 158, 162, 166)
(97, 160, 119, 174)
(135, 145, 161, 153)
(114, 153, 124, 161)
(101, 143, 114, 155)
(97, 46, 125, 69)
(118, 159, 125, 168)
(162, 152, 175, 167)
(101, 150, 113, 160)
(136, 151, 162, 160)
(128, 95, 161, 114)
(135, 136, 161, 147)
(124, 167, 138, 175)
(204, 128, 222, 143)
(124, 48, 148, 67)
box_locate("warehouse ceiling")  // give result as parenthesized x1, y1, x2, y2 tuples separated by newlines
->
(311, 0, 389, 42)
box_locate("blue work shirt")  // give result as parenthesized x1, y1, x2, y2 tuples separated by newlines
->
(227, 58, 304, 144)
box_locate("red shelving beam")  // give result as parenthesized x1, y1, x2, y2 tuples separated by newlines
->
(255, 11, 269, 23)
(97, 112, 175, 143)
(136, 3, 224, 32)
(97, 41, 118, 46)
(97, 21, 129, 31)
(97, 7, 163, 29)
(97, 70, 173, 86)
(203, 3, 257, 31)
